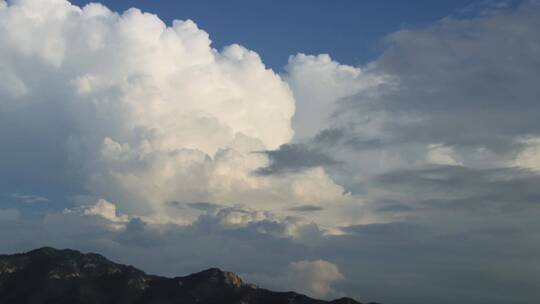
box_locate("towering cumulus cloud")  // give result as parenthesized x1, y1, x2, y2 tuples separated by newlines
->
(0, 0, 351, 226)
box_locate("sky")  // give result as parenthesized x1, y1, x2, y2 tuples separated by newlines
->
(0, 0, 539, 304)
(70, 0, 479, 70)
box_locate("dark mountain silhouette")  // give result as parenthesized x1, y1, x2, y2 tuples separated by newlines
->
(0, 247, 377, 304)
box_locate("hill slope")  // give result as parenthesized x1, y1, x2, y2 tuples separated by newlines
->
(0, 247, 374, 304)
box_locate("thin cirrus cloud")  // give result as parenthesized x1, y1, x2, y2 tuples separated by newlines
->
(0, 0, 539, 303)
(10, 193, 49, 203)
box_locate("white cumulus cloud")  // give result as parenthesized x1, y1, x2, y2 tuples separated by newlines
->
(0, 0, 355, 228)
(247, 259, 344, 299)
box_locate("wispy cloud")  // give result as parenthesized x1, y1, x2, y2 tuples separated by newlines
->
(10, 193, 49, 204)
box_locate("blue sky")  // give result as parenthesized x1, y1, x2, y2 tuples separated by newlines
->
(70, 0, 477, 69)
(0, 1, 539, 303)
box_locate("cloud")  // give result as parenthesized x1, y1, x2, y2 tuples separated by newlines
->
(288, 205, 324, 212)
(0, 202, 327, 282)
(367, 165, 540, 235)
(1, 179, 539, 304)
(285, 1, 540, 180)
(1, 1, 540, 304)
(81, 199, 128, 223)
(255, 144, 338, 175)
(247, 259, 344, 299)
(168, 201, 224, 212)
(10, 193, 49, 203)
(0, 208, 20, 221)
(276, 2, 540, 303)
(373, 165, 540, 207)
(287, 260, 344, 299)
(192, 205, 324, 241)
(0, 0, 351, 226)
(361, 0, 540, 156)
(284, 53, 386, 141)
(62, 198, 129, 230)
(513, 138, 540, 171)
(116, 217, 163, 248)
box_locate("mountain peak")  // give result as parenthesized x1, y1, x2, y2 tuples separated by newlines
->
(0, 247, 368, 304)
(190, 267, 246, 288)
(27, 246, 75, 255)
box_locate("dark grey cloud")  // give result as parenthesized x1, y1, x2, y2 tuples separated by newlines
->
(339, 1, 540, 155)
(286, 2, 540, 176)
(313, 127, 384, 151)
(313, 128, 347, 146)
(374, 202, 416, 213)
(116, 217, 163, 248)
(321, 221, 540, 304)
(168, 201, 224, 211)
(254, 144, 338, 175)
(187, 202, 224, 211)
(373, 165, 540, 213)
(288, 205, 324, 212)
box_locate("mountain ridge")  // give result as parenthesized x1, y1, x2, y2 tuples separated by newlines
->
(0, 247, 376, 304)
